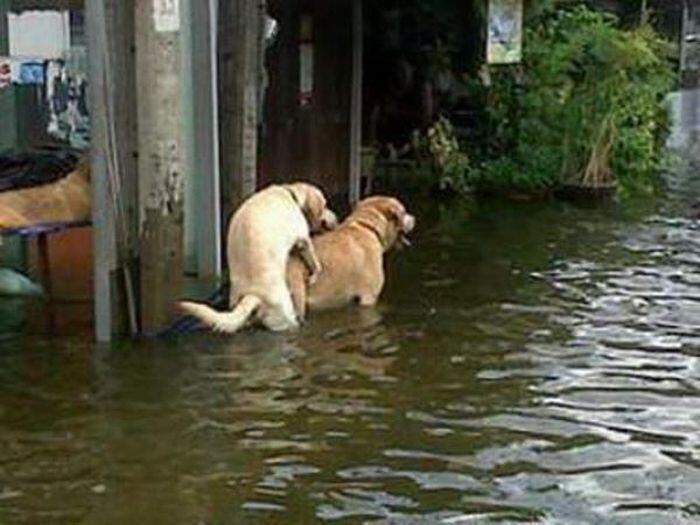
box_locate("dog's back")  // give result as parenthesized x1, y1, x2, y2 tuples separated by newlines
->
(287, 224, 381, 318)
(181, 182, 332, 334)
(228, 186, 307, 297)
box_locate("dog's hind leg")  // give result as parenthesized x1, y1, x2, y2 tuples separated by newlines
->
(358, 293, 379, 307)
(295, 237, 322, 284)
(289, 277, 308, 322)
(261, 293, 300, 332)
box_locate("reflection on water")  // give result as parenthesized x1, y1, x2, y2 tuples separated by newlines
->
(2, 160, 700, 523)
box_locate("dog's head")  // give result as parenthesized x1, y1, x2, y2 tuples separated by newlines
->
(352, 196, 415, 250)
(285, 182, 338, 233)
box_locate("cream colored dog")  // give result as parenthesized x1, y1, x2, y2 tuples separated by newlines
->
(286, 196, 415, 319)
(180, 183, 337, 333)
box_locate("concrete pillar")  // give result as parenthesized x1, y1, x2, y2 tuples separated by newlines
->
(135, 0, 187, 333)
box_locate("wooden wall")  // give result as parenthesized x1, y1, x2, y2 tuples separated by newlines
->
(260, 0, 353, 200)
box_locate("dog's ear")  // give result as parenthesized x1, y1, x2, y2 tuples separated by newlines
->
(286, 183, 305, 206)
(384, 199, 406, 225)
(306, 186, 327, 222)
(382, 198, 416, 237)
(356, 196, 405, 222)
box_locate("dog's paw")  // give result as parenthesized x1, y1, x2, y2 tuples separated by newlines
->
(307, 270, 321, 286)
(307, 261, 323, 285)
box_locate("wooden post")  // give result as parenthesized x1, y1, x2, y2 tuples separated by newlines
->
(349, 0, 363, 203)
(87, 0, 140, 341)
(218, 0, 261, 220)
(135, 0, 186, 333)
(109, 0, 139, 253)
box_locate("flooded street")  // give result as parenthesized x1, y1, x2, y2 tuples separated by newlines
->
(1, 156, 700, 523)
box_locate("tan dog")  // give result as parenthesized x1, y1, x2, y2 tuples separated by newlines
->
(180, 183, 337, 333)
(0, 159, 91, 229)
(286, 196, 415, 319)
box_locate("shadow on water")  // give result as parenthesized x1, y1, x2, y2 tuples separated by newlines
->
(2, 149, 700, 523)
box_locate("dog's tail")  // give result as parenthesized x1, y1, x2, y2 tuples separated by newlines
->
(179, 294, 262, 334)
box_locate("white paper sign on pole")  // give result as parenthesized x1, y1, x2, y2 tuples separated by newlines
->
(154, 0, 180, 33)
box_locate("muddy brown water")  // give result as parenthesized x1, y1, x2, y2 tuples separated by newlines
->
(1, 162, 700, 524)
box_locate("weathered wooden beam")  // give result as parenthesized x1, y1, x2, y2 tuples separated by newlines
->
(218, 0, 261, 220)
(87, 0, 140, 341)
(349, 0, 363, 203)
(135, 0, 186, 333)
(105, 0, 138, 260)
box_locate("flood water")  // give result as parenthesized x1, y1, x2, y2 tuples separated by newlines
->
(2, 155, 700, 523)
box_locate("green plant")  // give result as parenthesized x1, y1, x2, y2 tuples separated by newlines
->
(468, 3, 675, 194)
(425, 116, 471, 192)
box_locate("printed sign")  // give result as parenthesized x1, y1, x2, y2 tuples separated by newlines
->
(487, 0, 523, 65)
(19, 61, 45, 85)
(154, 0, 180, 33)
(0, 58, 11, 90)
(46, 58, 90, 149)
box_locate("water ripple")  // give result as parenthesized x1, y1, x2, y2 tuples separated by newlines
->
(3, 194, 700, 523)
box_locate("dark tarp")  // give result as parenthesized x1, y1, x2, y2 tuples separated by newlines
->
(0, 146, 82, 193)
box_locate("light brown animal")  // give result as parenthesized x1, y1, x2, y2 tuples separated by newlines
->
(180, 182, 337, 333)
(286, 196, 415, 319)
(0, 159, 91, 229)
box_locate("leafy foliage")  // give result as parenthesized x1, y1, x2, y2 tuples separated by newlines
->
(425, 117, 471, 192)
(467, 4, 675, 193)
